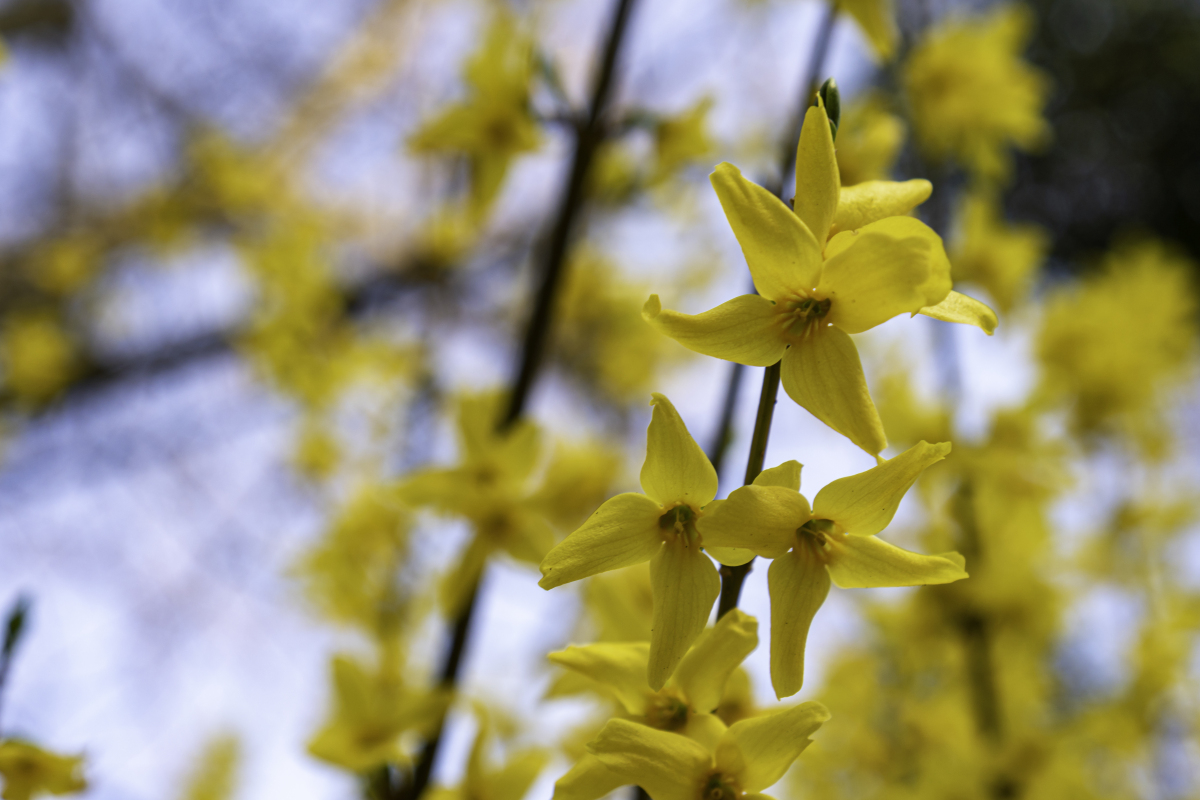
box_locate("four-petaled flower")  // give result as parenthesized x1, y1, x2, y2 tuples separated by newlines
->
(539, 393, 721, 689)
(644, 101, 996, 456)
(699, 441, 968, 698)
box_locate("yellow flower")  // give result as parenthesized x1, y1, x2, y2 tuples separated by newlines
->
(2, 312, 77, 407)
(551, 611, 758, 800)
(904, 4, 1050, 181)
(950, 190, 1048, 314)
(644, 102, 995, 455)
(651, 98, 716, 185)
(698, 442, 967, 697)
(408, 10, 540, 217)
(308, 655, 447, 773)
(0, 740, 86, 800)
(427, 718, 547, 800)
(586, 702, 829, 800)
(834, 91, 905, 186)
(539, 394, 721, 688)
(839, 0, 899, 62)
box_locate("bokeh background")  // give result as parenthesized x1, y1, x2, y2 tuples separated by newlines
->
(1, 0, 1200, 798)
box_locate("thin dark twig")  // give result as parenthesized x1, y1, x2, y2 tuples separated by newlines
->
(714, 1, 839, 617)
(401, 2, 640, 798)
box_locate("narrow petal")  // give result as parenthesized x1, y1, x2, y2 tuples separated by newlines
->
(811, 440, 952, 536)
(539, 493, 663, 589)
(780, 328, 887, 456)
(643, 294, 787, 367)
(714, 701, 831, 792)
(706, 546, 756, 567)
(817, 217, 952, 334)
(698, 486, 809, 558)
(793, 104, 840, 243)
(648, 540, 721, 690)
(710, 163, 823, 298)
(548, 643, 652, 716)
(767, 547, 831, 698)
(673, 609, 759, 713)
(919, 290, 998, 335)
(824, 534, 968, 589)
(553, 753, 626, 800)
(752, 460, 802, 491)
(831, 179, 932, 235)
(641, 394, 718, 507)
(587, 719, 713, 800)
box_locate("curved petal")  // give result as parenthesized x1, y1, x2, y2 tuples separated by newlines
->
(794, 104, 840, 243)
(817, 216, 952, 334)
(918, 290, 998, 335)
(824, 535, 968, 589)
(587, 719, 713, 800)
(831, 179, 932, 235)
(643, 294, 787, 367)
(539, 493, 663, 590)
(490, 750, 550, 800)
(812, 440, 951, 536)
(752, 460, 802, 491)
(553, 753, 627, 800)
(548, 643, 652, 716)
(714, 701, 831, 792)
(780, 328, 887, 456)
(706, 546, 756, 567)
(673, 609, 759, 713)
(698, 485, 808, 558)
(648, 540, 721, 690)
(641, 394, 719, 507)
(710, 163, 823, 298)
(767, 547, 830, 699)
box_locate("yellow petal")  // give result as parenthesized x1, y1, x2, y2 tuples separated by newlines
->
(831, 179, 931, 235)
(794, 104, 840, 243)
(839, 0, 899, 60)
(767, 547, 830, 698)
(812, 440, 952, 535)
(641, 394, 718, 507)
(698, 485, 809, 558)
(714, 701, 831, 792)
(780, 328, 887, 456)
(539, 493, 663, 589)
(752, 460, 802, 491)
(552, 753, 625, 800)
(823, 534, 968, 589)
(706, 546, 756, 567)
(491, 750, 550, 800)
(681, 712, 729, 751)
(710, 162, 823, 298)
(587, 719, 713, 800)
(547, 643, 651, 716)
(643, 294, 787, 367)
(672, 609, 759, 713)
(919, 290, 998, 335)
(648, 540, 721, 690)
(817, 217, 952, 334)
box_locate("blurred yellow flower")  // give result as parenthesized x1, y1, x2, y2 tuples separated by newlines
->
(409, 10, 540, 217)
(834, 92, 905, 186)
(904, 4, 1050, 181)
(950, 190, 1048, 313)
(2, 311, 77, 406)
(0, 741, 86, 800)
(651, 97, 717, 185)
(427, 718, 547, 800)
(178, 736, 240, 800)
(839, 0, 899, 62)
(645, 102, 994, 455)
(540, 393, 720, 689)
(699, 442, 966, 697)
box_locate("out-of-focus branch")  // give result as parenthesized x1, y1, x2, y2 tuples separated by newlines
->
(0, 0, 72, 39)
(401, 2, 640, 799)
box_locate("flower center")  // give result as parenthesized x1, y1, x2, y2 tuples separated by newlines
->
(782, 295, 831, 339)
(659, 503, 701, 545)
(702, 772, 741, 800)
(645, 690, 690, 731)
(797, 518, 836, 559)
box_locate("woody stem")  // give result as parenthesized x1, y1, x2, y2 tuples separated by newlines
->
(714, 0, 838, 619)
